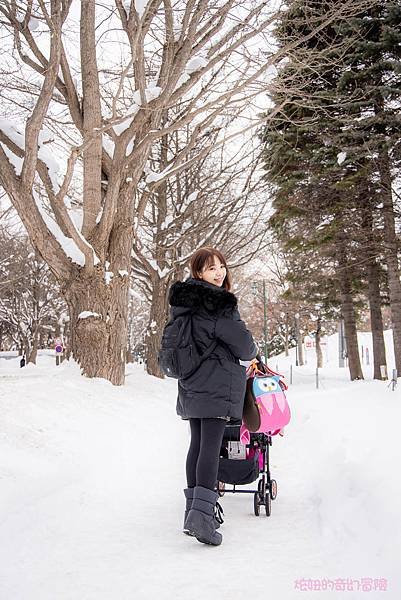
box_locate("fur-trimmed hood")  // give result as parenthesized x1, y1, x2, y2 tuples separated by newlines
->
(169, 277, 237, 315)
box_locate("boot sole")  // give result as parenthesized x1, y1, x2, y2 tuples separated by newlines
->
(185, 511, 222, 546)
(183, 529, 195, 536)
(195, 535, 219, 546)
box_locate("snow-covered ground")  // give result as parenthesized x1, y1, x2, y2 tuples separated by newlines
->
(1, 336, 400, 600)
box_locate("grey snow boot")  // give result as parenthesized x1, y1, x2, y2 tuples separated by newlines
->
(183, 488, 223, 536)
(183, 486, 223, 546)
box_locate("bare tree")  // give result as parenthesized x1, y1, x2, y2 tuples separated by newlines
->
(0, 0, 372, 383)
(0, 228, 65, 361)
(132, 121, 271, 376)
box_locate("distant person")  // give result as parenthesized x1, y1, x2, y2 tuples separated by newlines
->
(20, 355, 26, 368)
(163, 247, 257, 546)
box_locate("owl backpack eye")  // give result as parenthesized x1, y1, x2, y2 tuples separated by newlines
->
(255, 377, 278, 393)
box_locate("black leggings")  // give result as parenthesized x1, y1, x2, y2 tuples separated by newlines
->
(186, 418, 227, 491)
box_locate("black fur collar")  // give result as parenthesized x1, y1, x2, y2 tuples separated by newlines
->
(169, 278, 237, 314)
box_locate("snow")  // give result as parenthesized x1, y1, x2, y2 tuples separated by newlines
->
(185, 56, 208, 74)
(102, 136, 115, 159)
(37, 145, 60, 191)
(118, 270, 129, 277)
(32, 191, 100, 268)
(145, 157, 194, 186)
(0, 330, 400, 599)
(112, 87, 161, 136)
(0, 142, 23, 174)
(95, 207, 103, 224)
(174, 72, 190, 91)
(0, 119, 25, 175)
(0, 119, 60, 191)
(173, 56, 207, 93)
(186, 191, 199, 203)
(28, 17, 40, 31)
(145, 169, 164, 183)
(160, 215, 174, 230)
(78, 311, 101, 320)
(148, 259, 170, 278)
(33, 193, 86, 267)
(14, 11, 39, 29)
(337, 151, 347, 165)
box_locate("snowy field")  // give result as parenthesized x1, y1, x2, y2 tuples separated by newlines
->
(1, 334, 400, 600)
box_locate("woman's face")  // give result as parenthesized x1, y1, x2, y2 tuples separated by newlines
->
(200, 256, 227, 287)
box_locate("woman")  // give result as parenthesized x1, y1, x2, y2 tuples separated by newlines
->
(167, 247, 257, 546)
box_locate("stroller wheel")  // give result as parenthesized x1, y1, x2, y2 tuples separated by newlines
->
(217, 481, 225, 497)
(264, 492, 272, 517)
(253, 493, 261, 516)
(270, 479, 277, 500)
(258, 478, 266, 498)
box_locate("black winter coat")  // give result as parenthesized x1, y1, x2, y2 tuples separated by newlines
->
(168, 277, 257, 421)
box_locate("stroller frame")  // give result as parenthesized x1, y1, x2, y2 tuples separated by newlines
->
(218, 424, 278, 516)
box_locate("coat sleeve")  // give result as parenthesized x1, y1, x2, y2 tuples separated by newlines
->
(215, 308, 258, 360)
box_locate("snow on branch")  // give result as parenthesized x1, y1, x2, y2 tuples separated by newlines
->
(78, 311, 101, 320)
(32, 190, 99, 268)
(0, 119, 61, 192)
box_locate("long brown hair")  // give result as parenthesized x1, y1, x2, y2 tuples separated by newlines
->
(190, 247, 232, 291)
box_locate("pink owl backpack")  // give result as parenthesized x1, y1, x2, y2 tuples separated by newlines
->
(240, 359, 290, 445)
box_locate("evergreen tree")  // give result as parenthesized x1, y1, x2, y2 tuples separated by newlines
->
(261, 0, 400, 378)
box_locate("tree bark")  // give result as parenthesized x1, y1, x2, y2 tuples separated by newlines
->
(28, 324, 40, 365)
(337, 247, 364, 380)
(377, 145, 401, 376)
(80, 0, 102, 238)
(294, 314, 304, 366)
(360, 200, 387, 379)
(146, 277, 169, 378)
(367, 258, 387, 379)
(64, 261, 129, 385)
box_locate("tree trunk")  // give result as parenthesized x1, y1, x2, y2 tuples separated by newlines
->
(378, 145, 401, 376)
(367, 258, 387, 379)
(337, 249, 364, 380)
(315, 316, 323, 368)
(39, 327, 45, 349)
(359, 192, 387, 379)
(146, 277, 168, 378)
(64, 263, 129, 385)
(294, 314, 304, 366)
(28, 324, 40, 365)
(297, 332, 304, 366)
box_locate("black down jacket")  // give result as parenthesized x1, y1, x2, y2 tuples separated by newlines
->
(168, 277, 258, 421)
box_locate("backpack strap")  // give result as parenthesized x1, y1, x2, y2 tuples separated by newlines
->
(181, 338, 218, 380)
(180, 314, 219, 380)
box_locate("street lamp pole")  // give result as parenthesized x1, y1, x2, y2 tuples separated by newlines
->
(263, 279, 268, 362)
